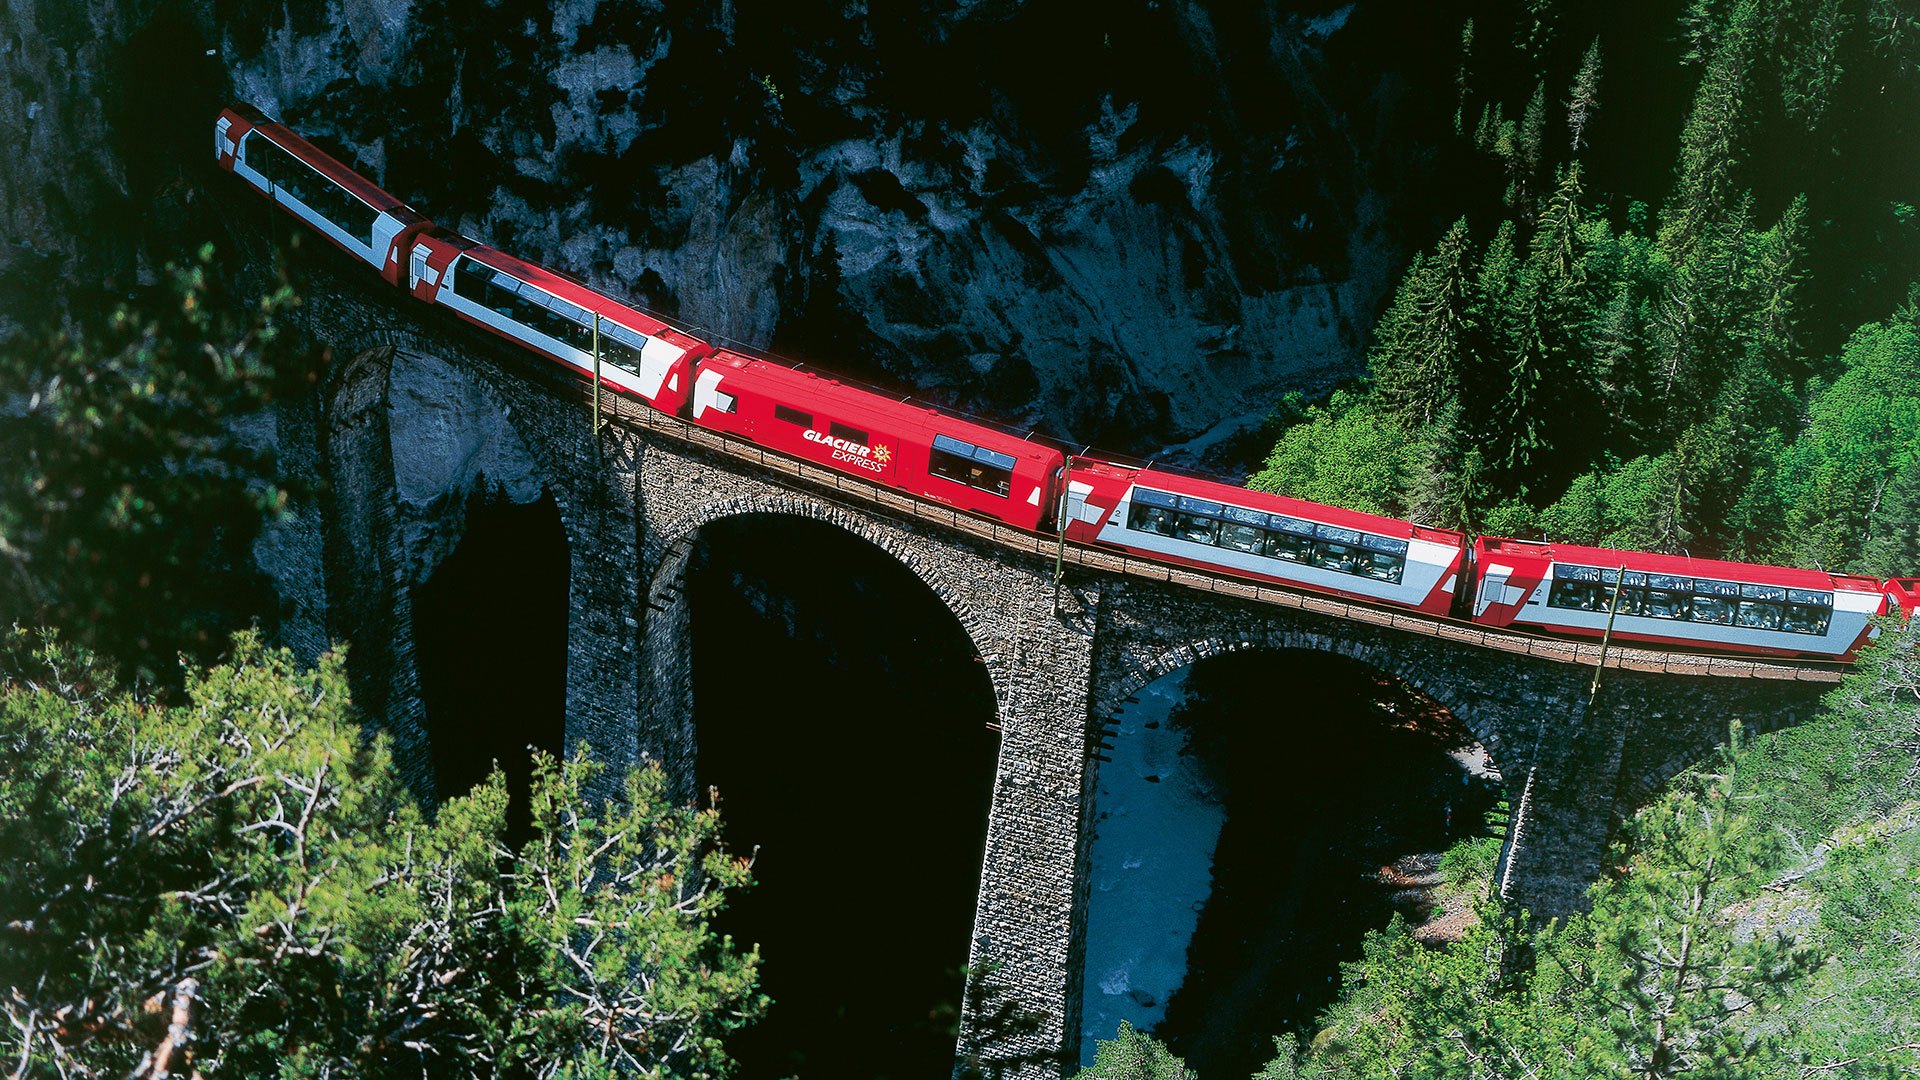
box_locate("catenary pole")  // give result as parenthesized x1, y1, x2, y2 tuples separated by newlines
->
(1052, 457, 1072, 613)
(1588, 564, 1630, 705)
(592, 313, 603, 465)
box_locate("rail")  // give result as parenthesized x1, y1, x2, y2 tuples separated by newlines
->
(567, 374, 1847, 685)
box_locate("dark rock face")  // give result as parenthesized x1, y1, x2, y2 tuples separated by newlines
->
(2, 0, 1468, 465)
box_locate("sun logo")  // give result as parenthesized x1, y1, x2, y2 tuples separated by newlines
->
(872, 444, 892, 465)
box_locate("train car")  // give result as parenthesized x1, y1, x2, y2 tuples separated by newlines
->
(1470, 537, 1887, 659)
(688, 350, 1065, 530)
(214, 104, 430, 285)
(406, 229, 706, 414)
(1886, 578, 1920, 621)
(1060, 461, 1467, 615)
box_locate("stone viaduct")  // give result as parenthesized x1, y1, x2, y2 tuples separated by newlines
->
(252, 260, 1841, 1077)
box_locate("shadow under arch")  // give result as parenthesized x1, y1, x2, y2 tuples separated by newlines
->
(670, 509, 1001, 1078)
(318, 336, 573, 819)
(1096, 632, 1509, 774)
(1081, 645, 1503, 1078)
(643, 492, 1003, 695)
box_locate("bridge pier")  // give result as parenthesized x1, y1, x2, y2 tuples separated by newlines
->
(1497, 669, 1831, 914)
(957, 574, 1101, 1079)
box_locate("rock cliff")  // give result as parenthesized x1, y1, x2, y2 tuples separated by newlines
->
(1, 0, 1468, 464)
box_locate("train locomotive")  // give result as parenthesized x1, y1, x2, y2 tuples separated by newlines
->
(215, 103, 1911, 663)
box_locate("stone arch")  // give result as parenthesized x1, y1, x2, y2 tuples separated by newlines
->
(319, 330, 579, 802)
(327, 329, 583, 572)
(1094, 630, 1512, 785)
(640, 490, 1008, 1074)
(644, 492, 1002, 700)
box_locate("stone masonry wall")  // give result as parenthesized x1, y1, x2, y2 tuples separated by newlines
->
(269, 264, 1840, 1076)
(625, 429, 1104, 1077)
(1087, 576, 1831, 917)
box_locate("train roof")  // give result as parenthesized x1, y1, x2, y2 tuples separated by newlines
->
(456, 242, 710, 351)
(222, 104, 425, 222)
(1083, 461, 1465, 545)
(705, 349, 1065, 464)
(1477, 536, 1884, 592)
(1887, 578, 1920, 609)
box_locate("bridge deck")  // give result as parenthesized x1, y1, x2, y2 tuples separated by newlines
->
(574, 388, 1849, 685)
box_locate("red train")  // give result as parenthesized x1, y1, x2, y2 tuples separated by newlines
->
(407, 228, 708, 415)
(216, 104, 430, 285)
(1888, 579, 1920, 622)
(216, 104, 1916, 662)
(1062, 461, 1466, 616)
(1471, 539, 1888, 660)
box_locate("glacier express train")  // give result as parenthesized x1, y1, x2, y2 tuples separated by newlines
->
(1470, 539, 1888, 660)
(214, 103, 1914, 662)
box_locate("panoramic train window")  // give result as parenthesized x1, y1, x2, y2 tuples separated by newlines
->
(774, 405, 812, 427)
(448, 257, 643, 369)
(1120, 488, 1409, 584)
(242, 132, 380, 248)
(1264, 529, 1314, 563)
(1545, 565, 1833, 634)
(1174, 512, 1219, 545)
(929, 434, 1015, 497)
(1219, 522, 1264, 554)
(1127, 489, 1178, 535)
(597, 320, 657, 373)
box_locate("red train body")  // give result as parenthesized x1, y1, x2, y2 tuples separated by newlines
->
(214, 102, 1920, 664)
(690, 351, 1065, 531)
(407, 229, 706, 415)
(1472, 538, 1887, 660)
(1062, 461, 1466, 616)
(1887, 579, 1920, 621)
(214, 104, 429, 285)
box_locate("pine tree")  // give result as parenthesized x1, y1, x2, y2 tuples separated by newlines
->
(1580, 730, 1819, 1078)
(1532, 163, 1585, 287)
(1073, 1022, 1196, 1080)
(1465, 219, 1522, 436)
(1475, 101, 1504, 155)
(1521, 80, 1548, 172)
(1454, 18, 1476, 135)
(1779, 0, 1851, 125)
(1680, 0, 1731, 65)
(1862, 452, 1920, 577)
(1490, 81, 1550, 216)
(1740, 194, 1808, 378)
(1659, 1, 1758, 264)
(1404, 401, 1489, 531)
(1567, 38, 1603, 153)
(0, 634, 765, 1077)
(1585, 282, 1650, 454)
(1372, 219, 1475, 428)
